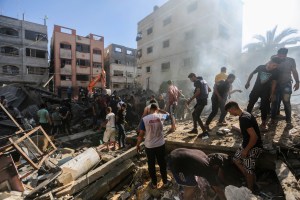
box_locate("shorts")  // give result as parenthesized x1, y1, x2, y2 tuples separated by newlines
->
(103, 127, 116, 143)
(170, 168, 197, 187)
(233, 147, 262, 174)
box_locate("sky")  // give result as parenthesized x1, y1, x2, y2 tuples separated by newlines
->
(1, 0, 300, 49)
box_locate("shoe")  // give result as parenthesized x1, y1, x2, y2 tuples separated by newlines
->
(188, 129, 198, 134)
(204, 124, 210, 131)
(286, 121, 293, 128)
(163, 181, 173, 188)
(217, 122, 227, 126)
(201, 132, 209, 140)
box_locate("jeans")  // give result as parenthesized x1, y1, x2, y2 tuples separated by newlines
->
(271, 82, 292, 122)
(247, 89, 270, 121)
(168, 103, 177, 125)
(145, 144, 168, 185)
(192, 100, 207, 131)
(117, 123, 125, 147)
(206, 95, 226, 125)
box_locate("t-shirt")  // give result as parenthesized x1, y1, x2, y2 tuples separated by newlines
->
(215, 72, 228, 83)
(277, 57, 296, 84)
(239, 111, 263, 148)
(37, 108, 49, 124)
(157, 99, 165, 109)
(169, 148, 220, 186)
(52, 111, 62, 126)
(106, 112, 115, 128)
(252, 65, 279, 91)
(194, 77, 209, 102)
(117, 109, 126, 124)
(214, 80, 231, 98)
(139, 113, 168, 148)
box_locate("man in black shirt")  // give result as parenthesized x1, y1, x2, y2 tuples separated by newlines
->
(245, 56, 281, 131)
(168, 148, 235, 200)
(116, 103, 127, 149)
(205, 74, 240, 128)
(225, 101, 263, 192)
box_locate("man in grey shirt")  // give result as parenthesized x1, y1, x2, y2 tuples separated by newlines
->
(271, 48, 299, 124)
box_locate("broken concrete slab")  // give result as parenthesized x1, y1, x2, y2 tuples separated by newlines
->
(56, 129, 97, 143)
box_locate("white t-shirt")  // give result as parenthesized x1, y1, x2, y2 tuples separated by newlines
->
(140, 113, 168, 148)
(106, 112, 115, 128)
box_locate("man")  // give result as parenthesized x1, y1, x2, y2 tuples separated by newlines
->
(187, 73, 210, 139)
(245, 56, 282, 131)
(137, 103, 171, 188)
(116, 103, 127, 149)
(215, 67, 228, 84)
(225, 101, 263, 192)
(103, 107, 116, 151)
(271, 48, 299, 125)
(157, 94, 166, 110)
(60, 101, 71, 135)
(37, 103, 52, 134)
(205, 74, 240, 128)
(168, 148, 235, 200)
(166, 80, 181, 132)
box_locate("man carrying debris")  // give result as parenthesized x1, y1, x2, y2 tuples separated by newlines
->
(103, 107, 117, 151)
(225, 101, 262, 193)
(136, 103, 172, 189)
(245, 56, 281, 131)
(168, 148, 233, 200)
(166, 80, 181, 133)
(187, 73, 210, 139)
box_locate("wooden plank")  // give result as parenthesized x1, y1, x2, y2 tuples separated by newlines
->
(12, 126, 40, 144)
(39, 127, 57, 151)
(75, 159, 135, 200)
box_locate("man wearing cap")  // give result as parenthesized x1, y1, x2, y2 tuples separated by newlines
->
(271, 48, 299, 125)
(168, 148, 235, 200)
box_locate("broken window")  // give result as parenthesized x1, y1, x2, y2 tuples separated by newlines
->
(27, 66, 47, 75)
(161, 62, 170, 72)
(147, 27, 153, 35)
(163, 16, 172, 26)
(147, 46, 153, 54)
(0, 27, 19, 37)
(93, 62, 102, 68)
(26, 48, 47, 59)
(126, 72, 133, 78)
(126, 50, 133, 55)
(146, 66, 151, 73)
(61, 59, 72, 68)
(0, 46, 19, 56)
(76, 74, 89, 81)
(183, 57, 193, 68)
(76, 43, 90, 53)
(25, 30, 47, 41)
(93, 49, 102, 55)
(163, 40, 170, 48)
(115, 60, 121, 64)
(137, 49, 142, 58)
(2, 65, 19, 75)
(60, 43, 71, 49)
(185, 30, 195, 40)
(76, 59, 90, 66)
(113, 70, 123, 76)
(187, 1, 198, 13)
(115, 47, 122, 53)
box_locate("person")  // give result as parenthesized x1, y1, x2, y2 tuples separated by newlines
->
(116, 103, 127, 149)
(166, 80, 181, 133)
(168, 148, 234, 200)
(0, 96, 8, 108)
(187, 73, 210, 139)
(67, 86, 72, 99)
(103, 107, 116, 151)
(136, 103, 171, 189)
(271, 48, 299, 125)
(215, 67, 228, 84)
(60, 101, 71, 135)
(92, 95, 100, 130)
(205, 74, 241, 128)
(8, 105, 22, 125)
(51, 107, 63, 135)
(245, 56, 282, 131)
(146, 95, 158, 106)
(157, 94, 166, 110)
(37, 103, 52, 134)
(225, 101, 263, 192)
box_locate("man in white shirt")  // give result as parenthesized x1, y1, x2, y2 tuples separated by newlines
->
(103, 107, 116, 151)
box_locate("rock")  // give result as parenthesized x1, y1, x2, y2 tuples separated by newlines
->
(225, 185, 262, 200)
(119, 191, 130, 200)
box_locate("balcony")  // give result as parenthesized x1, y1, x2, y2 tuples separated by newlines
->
(76, 52, 90, 60)
(92, 68, 102, 75)
(92, 54, 102, 62)
(60, 65, 72, 74)
(76, 81, 89, 87)
(60, 80, 72, 87)
(76, 66, 91, 74)
(60, 49, 72, 59)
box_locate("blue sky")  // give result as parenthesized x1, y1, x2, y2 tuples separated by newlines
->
(1, 0, 300, 49)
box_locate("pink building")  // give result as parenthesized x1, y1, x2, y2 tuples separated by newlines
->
(50, 25, 104, 98)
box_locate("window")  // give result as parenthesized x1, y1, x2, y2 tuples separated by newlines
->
(126, 50, 133, 55)
(163, 40, 170, 48)
(26, 48, 47, 58)
(115, 60, 121, 64)
(113, 70, 123, 76)
(183, 57, 193, 68)
(137, 49, 142, 58)
(0, 27, 18, 37)
(146, 66, 151, 73)
(161, 62, 170, 72)
(147, 46, 153, 54)
(0, 46, 19, 56)
(25, 30, 47, 41)
(147, 27, 153, 35)
(219, 24, 230, 39)
(76, 59, 90, 66)
(76, 43, 90, 53)
(93, 49, 102, 55)
(163, 16, 172, 26)
(60, 43, 71, 49)
(61, 75, 72, 80)
(115, 47, 122, 53)
(61, 59, 71, 68)
(185, 30, 195, 40)
(2, 65, 19, 75)
(126, 72, 133, 78)
(136, 31, 142, 41)
(27, 66, 47, 75)
(187, 1, 198, 13)
(93, 62, 102, 68)
(113, 83, 120, 89)
(76, 75, 89, 81)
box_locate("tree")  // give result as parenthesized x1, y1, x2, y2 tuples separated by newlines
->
(244, 26, 300, 52)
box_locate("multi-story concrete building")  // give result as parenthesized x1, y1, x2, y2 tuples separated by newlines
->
(50, 25, 104, 98)
(0, 15, 48, 85)
(104, 44, 137, 91)
(136, 0, 243, 92)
